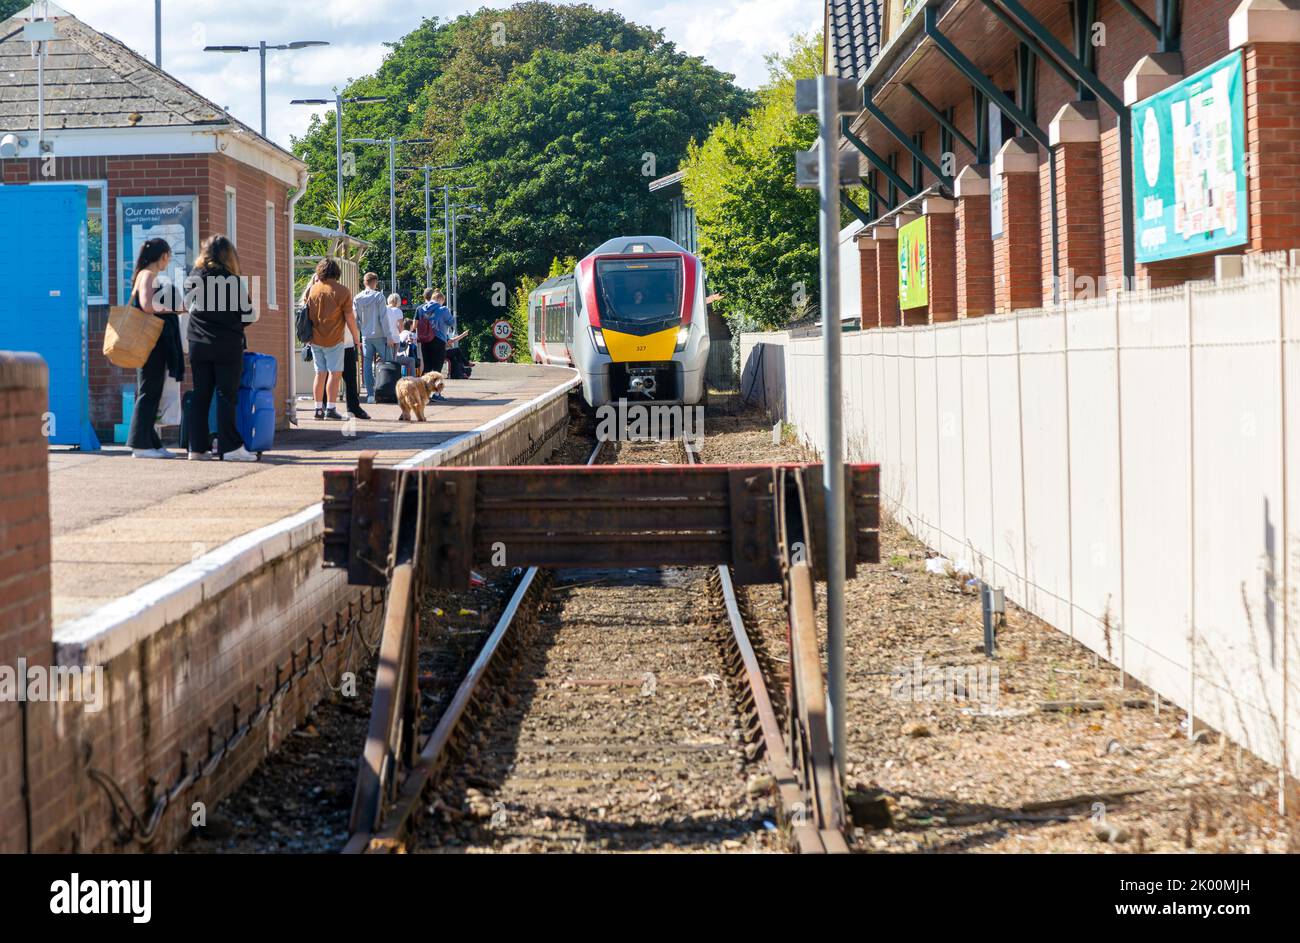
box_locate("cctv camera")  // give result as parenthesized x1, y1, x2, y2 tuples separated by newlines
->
(0, 133, 25, 158)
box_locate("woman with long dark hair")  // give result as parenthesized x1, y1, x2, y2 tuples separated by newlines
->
(186, 234, 258, 462)
(127, 237, 184, 458)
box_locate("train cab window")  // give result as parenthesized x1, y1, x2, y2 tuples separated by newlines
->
(595, 257, 682, 334)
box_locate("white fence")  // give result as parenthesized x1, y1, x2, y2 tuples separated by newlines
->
(741, 269, 1300, 778)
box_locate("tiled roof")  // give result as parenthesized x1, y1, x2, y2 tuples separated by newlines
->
(0, 4, 294, 159)
(826, 0, 881, 82)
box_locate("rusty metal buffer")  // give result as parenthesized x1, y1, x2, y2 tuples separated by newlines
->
(322, 453, 881, 585)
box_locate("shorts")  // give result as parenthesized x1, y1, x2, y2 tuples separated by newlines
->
(310, 341, 345, 373)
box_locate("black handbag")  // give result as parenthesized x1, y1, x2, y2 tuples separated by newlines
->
(294, 301, 313, 345)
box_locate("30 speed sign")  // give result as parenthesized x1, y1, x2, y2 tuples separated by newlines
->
(492, 340, 513, 361)
(492, 319, 513, 340)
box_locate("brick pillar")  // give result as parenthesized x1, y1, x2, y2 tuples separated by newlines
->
(1049, 101, 1104, 301)
(955, 165, 994, 317)
(924, 197, 957, 322)
(872, 225, 900, 327)
(0, 353, 51, 854)
(1232, 0, 1300, 253)
(992, 137, 1042, 312)
(857, 237, 879, 328)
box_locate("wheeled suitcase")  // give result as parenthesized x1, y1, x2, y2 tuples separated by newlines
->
(374, 361, 401, 404)
(236, 387, 275, 454)
(240, 351, 278, 391)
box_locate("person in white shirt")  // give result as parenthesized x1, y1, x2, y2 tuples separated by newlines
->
(385, 294, 404, 348)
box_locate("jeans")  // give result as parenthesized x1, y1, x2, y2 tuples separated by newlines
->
(189, 343, 243, 456)
(362, 335, 391, 401)
(127, 337, 168, 450)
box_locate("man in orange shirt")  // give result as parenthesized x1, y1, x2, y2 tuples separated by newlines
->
(305, 258, 362, 420)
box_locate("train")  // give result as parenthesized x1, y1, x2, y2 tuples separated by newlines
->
(527, 235, 710, 408)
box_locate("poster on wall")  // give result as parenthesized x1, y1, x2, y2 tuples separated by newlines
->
(116, 195, 199, 304)
(1132, 51, 1247, 263)
(898, 216, 928, 310)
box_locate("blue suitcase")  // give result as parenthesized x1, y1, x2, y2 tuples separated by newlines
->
(237, 387, 275, 454)
(240, 351, 278, 391)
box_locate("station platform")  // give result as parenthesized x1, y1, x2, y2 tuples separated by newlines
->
(49, 363, 578, 630)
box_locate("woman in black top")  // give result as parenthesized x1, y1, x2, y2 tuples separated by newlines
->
(186, 235, 258, 462)
(127, 238, 185, 458)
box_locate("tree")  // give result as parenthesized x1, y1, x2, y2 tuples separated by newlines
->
(452, 45, 750, 327)
(681, 34, 823, 330)
(0, 1, 27, 21)
(289, 3, 678, 296)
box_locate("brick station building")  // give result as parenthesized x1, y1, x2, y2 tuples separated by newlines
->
(0, 3, 306, 436)
(825, 0, 1300, 327)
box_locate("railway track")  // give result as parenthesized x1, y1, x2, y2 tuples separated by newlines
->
(330, 432, 876, 854)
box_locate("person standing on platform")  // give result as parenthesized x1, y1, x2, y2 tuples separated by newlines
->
(305, 259, 361, 421)
(126, 238, 185, 459)
(186, 235, 258, 462)
(353, 272, 389, 403)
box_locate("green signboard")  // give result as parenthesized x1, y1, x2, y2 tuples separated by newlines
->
(898, 217, 928, 310)
(1133, 51, 1247, 264)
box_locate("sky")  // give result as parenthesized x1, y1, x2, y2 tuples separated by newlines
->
(41, 0, 822, 147)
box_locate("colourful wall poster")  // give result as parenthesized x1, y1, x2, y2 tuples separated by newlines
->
(898, 216, 928, 310)
(1132, 51, 1247, 263)
(116, 195, 199, 304)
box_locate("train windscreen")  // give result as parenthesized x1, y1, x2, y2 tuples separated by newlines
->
(594, 257, 682, 334)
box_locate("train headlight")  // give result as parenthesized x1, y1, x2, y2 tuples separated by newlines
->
(674, 325, 690, 352)
(590, 326, 607, 354)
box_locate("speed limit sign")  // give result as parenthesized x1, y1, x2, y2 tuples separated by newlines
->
(492, 319, 513, 340)
(492, 340, 513, 361)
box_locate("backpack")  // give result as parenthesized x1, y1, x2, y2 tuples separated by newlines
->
(294, 300, 313, 345)
(415, 305, 436, 344)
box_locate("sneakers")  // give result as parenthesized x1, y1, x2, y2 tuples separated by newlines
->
(132, 448, 174, 459)
(313, 406, 325, 420)
(322, 407, 344, 421)
(187, 451, 213, 462)
(221, 446, 259, 463)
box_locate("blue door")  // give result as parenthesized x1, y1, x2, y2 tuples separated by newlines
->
(0, 184, 100, 450)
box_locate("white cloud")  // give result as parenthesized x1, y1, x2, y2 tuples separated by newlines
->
(50, 0, 820, 146)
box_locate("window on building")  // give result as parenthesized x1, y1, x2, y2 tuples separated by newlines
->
(225, 187, 237, 240)
(33, 180, 108, 304)
(265, 201, 277, 309)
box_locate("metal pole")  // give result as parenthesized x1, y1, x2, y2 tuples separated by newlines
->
(442, 185, 451, 302)
(258, 41, 268, 138)
(423, 168, 433, 293)
(154, 0, 162, 68)
(450, 209, 458, 319)
(388, 137, 397, 296)
(334, 92, 344, 208)
(816, 75, 847, 783)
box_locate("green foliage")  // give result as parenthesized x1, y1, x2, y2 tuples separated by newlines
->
(0, 0, 27, 21)
(682, 33, 823, 331)
(289, 2, 748, 357)
(505, 255, 577, 364)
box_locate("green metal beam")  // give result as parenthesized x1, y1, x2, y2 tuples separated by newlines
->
(840, 191, 873, 227)
(862, 86, 952, 186)
(840, 117, 916, 198)
(981, 0, 1076, 90)
(1158, 0, 1181, 53)
(905, 82, 977, 155)
(995, 0, 1124, 113)
(1114, 0, 1159, 38)
(924, 9, 1048, 149)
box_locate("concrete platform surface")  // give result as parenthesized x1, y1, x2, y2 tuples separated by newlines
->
(49, 363, 577, 626)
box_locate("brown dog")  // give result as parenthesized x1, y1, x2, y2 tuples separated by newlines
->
(396, 371, 446, 421)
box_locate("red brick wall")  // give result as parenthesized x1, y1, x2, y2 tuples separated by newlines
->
(858, 0, 1248, 321)
(0, 352, 52, 853)
(1055, 140, 1104, 299)
(995, 169, 1043, 311)
(926, 211, 957, 321)
(1, 153, 293, 436)
(858, 239, 879, 328)
(1244, 41, 1300, 253)
(956, 191, 994, 317)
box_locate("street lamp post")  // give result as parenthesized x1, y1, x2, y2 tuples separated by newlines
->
(290, 93, 388, 208)
(205, 40, 330, 138)
(449, 204, 482, 320)
(398, 164, 464, 294)
(348, 137, 435, 297)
